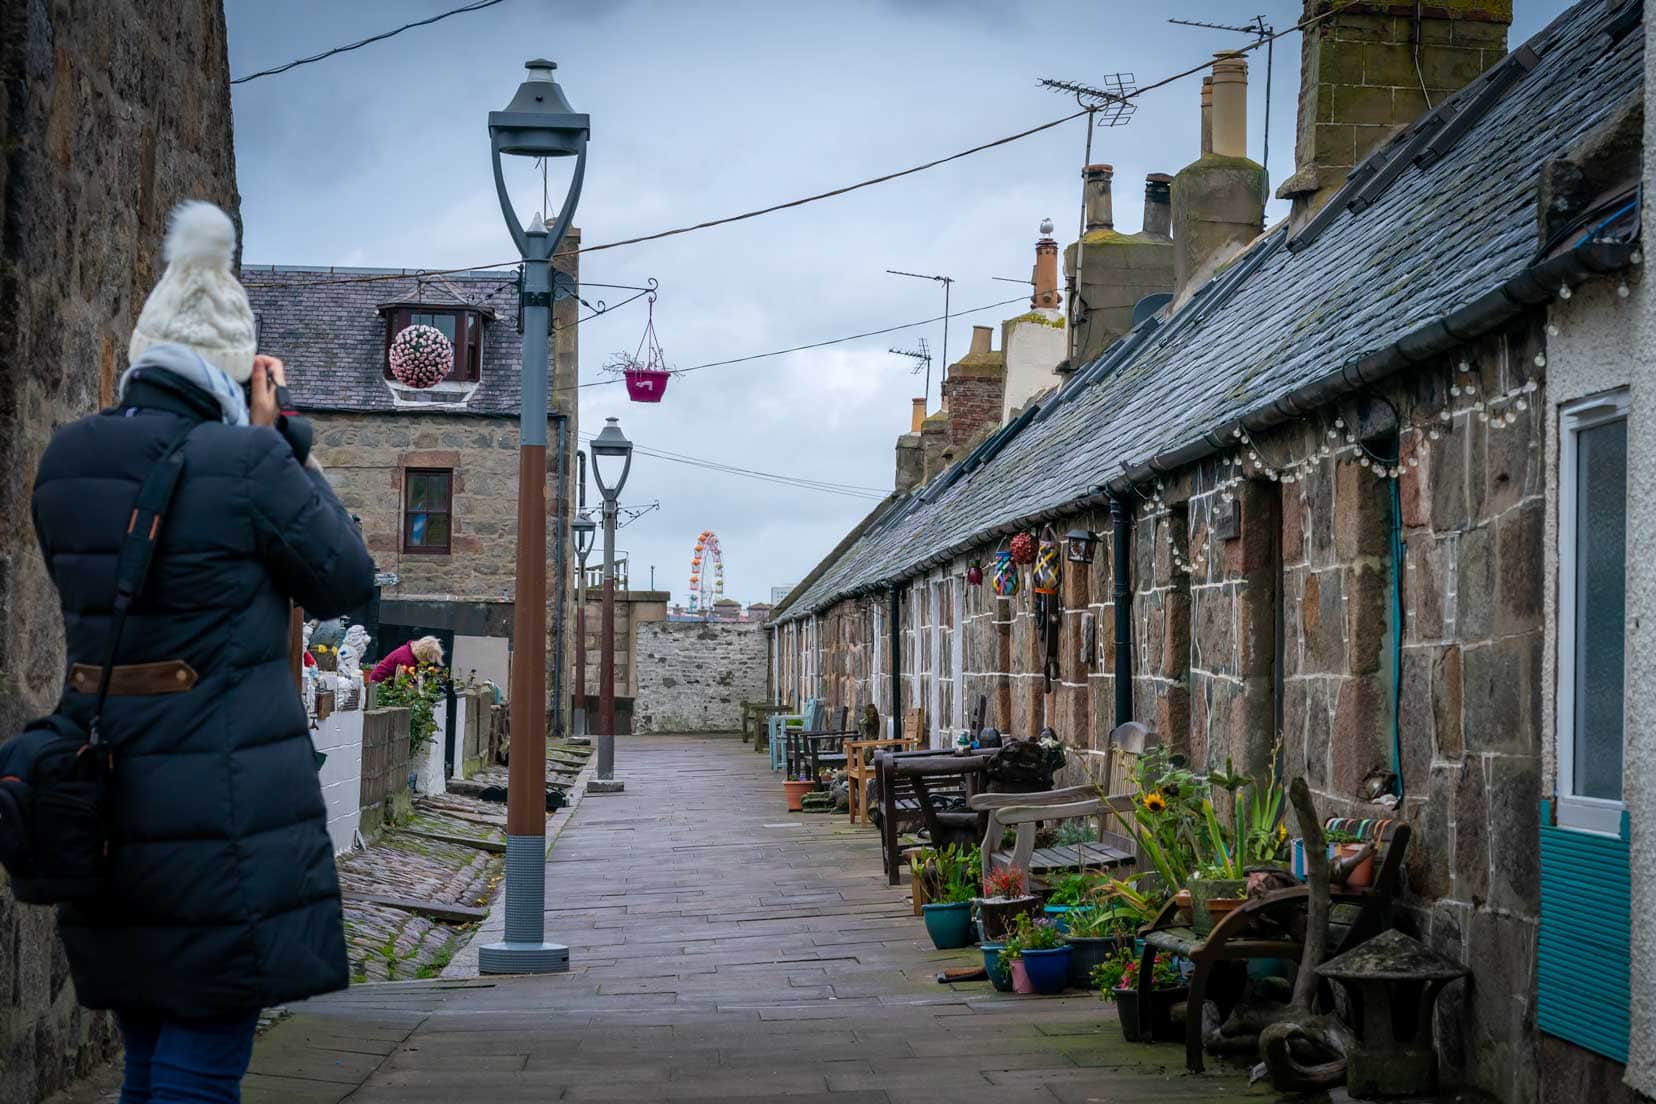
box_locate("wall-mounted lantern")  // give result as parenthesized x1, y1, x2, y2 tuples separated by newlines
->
(1064, 527, 1099, 564)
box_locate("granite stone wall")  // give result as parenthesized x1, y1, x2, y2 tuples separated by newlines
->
(779, 317, 1557, 1102)
(634, 621, 768, 734)
(0, 1, 239, 1097)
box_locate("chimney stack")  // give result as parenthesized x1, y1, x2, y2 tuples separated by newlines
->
(1171, 54, 1267, 297)
(1082, 165, 1114, 233)
(1032, 218, 1060, 310)
(1142, 174, 1172, 239)
(939, 326, 1006, 455)
(895, 431, 923, 493)
(1199, 76, 1213, 156)
(1276, 0, 1512, 223)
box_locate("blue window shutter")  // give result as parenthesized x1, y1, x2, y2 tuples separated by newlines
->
(1537, 799, 1631, 1062)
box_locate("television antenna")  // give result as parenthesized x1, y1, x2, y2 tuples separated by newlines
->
(885, 270, 953, 406)
(1039, 72, 1139, 364)
(1168, 14, 1275, 172)
(888, 337, 931, 378)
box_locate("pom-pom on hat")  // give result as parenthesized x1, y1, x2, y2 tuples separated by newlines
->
(128, 201, 257, 383)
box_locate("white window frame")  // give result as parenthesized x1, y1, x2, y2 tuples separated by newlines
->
(1556, 390, 1630, 836)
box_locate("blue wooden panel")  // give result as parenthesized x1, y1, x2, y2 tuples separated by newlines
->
(1536, 800, 1631, 1063)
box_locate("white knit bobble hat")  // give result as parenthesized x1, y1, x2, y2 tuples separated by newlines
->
(128, 201, 257, 383)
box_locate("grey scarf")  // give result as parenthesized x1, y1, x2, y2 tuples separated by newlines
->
(116, 343, 250, 426)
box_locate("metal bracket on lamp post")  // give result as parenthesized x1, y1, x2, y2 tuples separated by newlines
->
(478, 58, 588, 978)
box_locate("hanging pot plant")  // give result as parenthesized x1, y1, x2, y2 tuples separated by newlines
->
(606, 288, 674, 403)
(1009, 530, 1037, 565)
(388, 324, 454, 388)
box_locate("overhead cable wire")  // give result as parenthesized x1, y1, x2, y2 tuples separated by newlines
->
(231, 0, 508, 84)
(239, 0, 1359, 288)
(562, 294, 1029, 392)
(578, 432, 887, 499)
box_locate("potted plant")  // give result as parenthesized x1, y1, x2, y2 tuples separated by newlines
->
(1041, 870, 1102, 932)
(977, 865, 1039, 941)
(782, 768, 814, 812)
(1064, 898, 1146, 988)
(1326, 827, 1375, 888)
(1093, 949, 1186, 1042)
(997, 926, 1033, 993)
(1186, 860, 1246, 937)
(916, 845, 980, 949)
(1008, 913, 1070, 995)
(980, 940, 1014, 992)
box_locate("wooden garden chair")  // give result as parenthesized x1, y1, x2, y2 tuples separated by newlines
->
(767, 698, 816, 771)
(876, 750, 989, 884)
(845, 707, 921, 825)
(1136, 818, 1413, 1074)
(787, 704, 855, 781)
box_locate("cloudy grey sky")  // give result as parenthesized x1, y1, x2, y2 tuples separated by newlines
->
(227, 0, 1569, 607)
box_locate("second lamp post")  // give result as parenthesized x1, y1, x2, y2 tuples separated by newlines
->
(589, 416, 633, 792)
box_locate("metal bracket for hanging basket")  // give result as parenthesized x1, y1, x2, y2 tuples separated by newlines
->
(606, 287, 676, 403)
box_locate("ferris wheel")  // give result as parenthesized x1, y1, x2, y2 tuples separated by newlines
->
(689, 530, 724, 614)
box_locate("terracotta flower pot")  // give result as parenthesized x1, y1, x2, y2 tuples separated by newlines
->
(783, 779, 814, 811)
(1173, 888, 1193, 923)
(1337, 843, 1375, 888)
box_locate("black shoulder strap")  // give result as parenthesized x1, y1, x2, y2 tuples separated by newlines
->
(90, 423, 198, 744)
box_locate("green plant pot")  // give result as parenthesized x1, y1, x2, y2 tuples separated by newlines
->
(980, 942, 1014, 992)
(922, 902, 975, 949)
(1187, 877, 1247, 936)
(1063, 935, 1128, 988)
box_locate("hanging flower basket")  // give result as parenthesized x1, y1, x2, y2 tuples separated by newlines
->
(388, 324, 454, 389)
(624, 368, 670, 402)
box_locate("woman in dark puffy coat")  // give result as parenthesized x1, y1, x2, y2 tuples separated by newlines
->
(29, 202, 375, 1102)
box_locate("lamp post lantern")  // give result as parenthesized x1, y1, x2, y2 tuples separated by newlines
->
(571, 507, 596, 740)
(589, 417, 633, 792)
(478, 58, 589, 977)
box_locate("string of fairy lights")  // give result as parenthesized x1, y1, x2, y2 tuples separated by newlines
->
(1115, 260, 1643, 579)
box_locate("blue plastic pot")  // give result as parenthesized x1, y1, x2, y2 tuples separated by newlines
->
(922, 902, 975, 949)
(1019, 945, 1072, 994)
(980, 942, 1013, 992)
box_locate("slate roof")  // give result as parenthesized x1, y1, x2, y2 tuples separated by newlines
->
(773, 0, 1641, 624)
(243, 267, 537, 417)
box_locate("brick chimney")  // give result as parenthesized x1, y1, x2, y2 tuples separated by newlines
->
(1172, 53, 1267, 297)
(1032, 218, 1060, 310)
(940, 325, 1006, 452)
(1276, 0, 1513, 222)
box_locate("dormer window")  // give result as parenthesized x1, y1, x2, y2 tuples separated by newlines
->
(382, 307, 484, 383)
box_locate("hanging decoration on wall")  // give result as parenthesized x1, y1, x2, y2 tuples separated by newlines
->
(388, 324, 454, 388)
(1009, 530, 1037, 565)
(1032, 526, 1061, 596)
(991, 541, 1019, 597)
(605, 287, 676, 403)
(965, 563, 984, 586)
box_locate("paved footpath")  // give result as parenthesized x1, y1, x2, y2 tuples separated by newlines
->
(243, 734, 1276, 1103)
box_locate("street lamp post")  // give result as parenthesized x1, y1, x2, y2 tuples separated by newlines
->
(478, 58, 589, 977)
(589, 417, 633, 792)
(571, 507, 596, 740)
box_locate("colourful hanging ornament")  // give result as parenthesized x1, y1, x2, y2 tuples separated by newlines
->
(965, 564, 984, 586)
(991, 543, 1019, 597)
(1009, 530, 1037, 565)
(1032, 526, 1061, 595)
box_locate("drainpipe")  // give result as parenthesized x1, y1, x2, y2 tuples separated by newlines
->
(1110, 497, 1133, 727)
(890, 588, 904, 725)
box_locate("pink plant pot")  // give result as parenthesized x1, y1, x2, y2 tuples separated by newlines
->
(1010, 959, 1034, 995)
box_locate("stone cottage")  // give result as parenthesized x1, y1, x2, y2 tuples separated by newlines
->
(245, 249, 580, 733)
(769, 3, 1649, 1100)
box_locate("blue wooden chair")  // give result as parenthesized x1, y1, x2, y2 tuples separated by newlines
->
(770, 698, 818, 773)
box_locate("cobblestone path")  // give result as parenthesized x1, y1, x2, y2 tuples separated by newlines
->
(245, 734, 1274, 1103)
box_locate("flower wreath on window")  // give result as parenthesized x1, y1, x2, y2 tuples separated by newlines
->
(389, 324, 455, 389)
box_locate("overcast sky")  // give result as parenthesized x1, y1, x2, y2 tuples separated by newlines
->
(227, 0, 1569, 607)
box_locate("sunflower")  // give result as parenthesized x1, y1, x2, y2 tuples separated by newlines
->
(1141, 791, 1168, 814)
(1276, 822, 1289, 843)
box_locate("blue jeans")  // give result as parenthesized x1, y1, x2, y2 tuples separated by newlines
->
(115, 1010, 260, 1104)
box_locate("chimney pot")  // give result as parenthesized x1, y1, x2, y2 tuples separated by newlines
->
(1032, 223, 1060, 310)
(1142, 173, 1172, 239)
(911, 397, 926, 433)
(1083, 164, 1114, 233)
(1199, 76, 1213, 156)
(1210, 52, 1248, 159)
(969, 325, 992, 356)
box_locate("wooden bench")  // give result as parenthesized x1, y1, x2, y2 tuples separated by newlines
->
(741, 701, 788, 747)
(1137, 817, 1413, 1074)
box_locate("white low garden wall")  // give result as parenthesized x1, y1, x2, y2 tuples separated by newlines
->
(312, 708, 364, 854)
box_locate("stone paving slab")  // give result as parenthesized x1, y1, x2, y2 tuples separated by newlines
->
(244, 734, 1282, 1102)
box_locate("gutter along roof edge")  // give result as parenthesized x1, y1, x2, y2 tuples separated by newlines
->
(773, 238, 1637, 625)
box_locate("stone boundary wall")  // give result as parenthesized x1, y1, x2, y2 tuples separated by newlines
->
(0, 2, 239, 1099)
(774, 319, 1556, 1101)
(635, 621, 768, 733)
